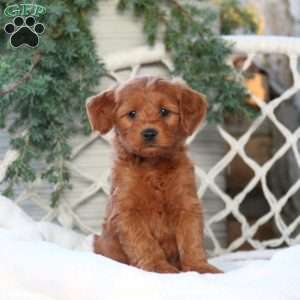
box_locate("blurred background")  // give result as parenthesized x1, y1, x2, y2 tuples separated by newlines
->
(0, 0, 300, 255)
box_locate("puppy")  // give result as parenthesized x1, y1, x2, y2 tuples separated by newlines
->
(86, 76, 221, 274)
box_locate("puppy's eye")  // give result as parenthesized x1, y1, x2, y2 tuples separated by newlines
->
(160, 107, 170, 117)
(128, 111, 136, 119)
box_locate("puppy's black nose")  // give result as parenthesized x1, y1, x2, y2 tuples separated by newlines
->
(142, 128, 158, 142)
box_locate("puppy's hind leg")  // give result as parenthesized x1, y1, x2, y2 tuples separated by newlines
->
(93, 234, 129, 264)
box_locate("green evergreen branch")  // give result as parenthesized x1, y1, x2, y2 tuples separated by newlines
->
(0, 1, 104, 205)
(118, 0, 258, 123)
(0, 52, 41, 97)
(168, 0, 191, 18)
(0, 0, 258, 206)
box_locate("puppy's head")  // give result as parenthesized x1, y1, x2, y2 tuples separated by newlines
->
(86, 76, 207, 157)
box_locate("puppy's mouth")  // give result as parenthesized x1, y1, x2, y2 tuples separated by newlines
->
(143, 143, 160, 148)
(139, 142, 174, 157)
(117, 133, 174, 157)
(142, 142, 170, 149)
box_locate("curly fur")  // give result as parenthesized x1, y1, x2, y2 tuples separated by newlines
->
(86, 76, 221, 274)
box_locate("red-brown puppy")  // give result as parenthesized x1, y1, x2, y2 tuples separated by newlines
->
(86, 76, 221, 274)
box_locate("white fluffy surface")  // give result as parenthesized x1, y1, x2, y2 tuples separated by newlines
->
(0, 195, 300, 300)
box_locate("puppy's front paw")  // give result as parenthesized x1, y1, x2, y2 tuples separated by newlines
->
(142, 261, 179, 273)
(182, 262, 223, 274)
(155, 263, 179, 274)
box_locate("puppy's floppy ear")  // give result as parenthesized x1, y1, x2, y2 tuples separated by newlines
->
(86, 88, 116, 134)
(178, 84, 207, 136)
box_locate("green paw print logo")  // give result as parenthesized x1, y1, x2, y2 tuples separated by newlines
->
(3, 3, 46, 48)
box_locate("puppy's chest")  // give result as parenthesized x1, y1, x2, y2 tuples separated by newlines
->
(139, 169, 176, 240)
(115, 164, 183, 243)
(139, 167, 177, 199)
(140, 168, 177, 222)
(145, 170, 171, 190)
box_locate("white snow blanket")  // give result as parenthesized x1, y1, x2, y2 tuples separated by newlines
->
(0, 195, 300, 300)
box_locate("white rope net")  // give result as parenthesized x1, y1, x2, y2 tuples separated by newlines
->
(1, 36, 300, 256)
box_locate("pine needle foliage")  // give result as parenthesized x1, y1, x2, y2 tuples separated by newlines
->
(0, 0, 257, 206)
(0, 0, 104, 206)
(217, 0, 258, 34)
(117, 0, 257, 123)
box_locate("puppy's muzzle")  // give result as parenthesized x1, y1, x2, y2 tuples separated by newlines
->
(142, 128, 158, 142)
